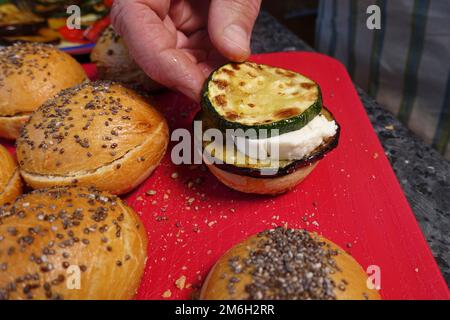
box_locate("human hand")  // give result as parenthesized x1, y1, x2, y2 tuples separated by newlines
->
(111, 0, 261, 101)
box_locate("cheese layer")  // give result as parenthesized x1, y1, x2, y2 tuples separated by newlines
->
(234, 115, 337, 161)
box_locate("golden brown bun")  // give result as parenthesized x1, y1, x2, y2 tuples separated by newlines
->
(0, 186, 148, 300)
(200, 228, 381, 300)
(206, 162, 318, 195)
(16, 81, 169, 195)
(0, 114, 30, 140)
(91, 26, 162, 92)
(0, 144, 22, 206)
(0, 43, 87, 140)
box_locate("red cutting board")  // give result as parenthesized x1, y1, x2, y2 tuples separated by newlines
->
(2, 52, 448, 300)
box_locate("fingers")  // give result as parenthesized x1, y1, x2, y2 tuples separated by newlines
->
(177, 29, 227, 76)
(111, 0, 205, 101)
(115, 0, 170, 21)
(156, 48, 206, 100)
(111, 0, 175, 60)
(208, 0, 261, 62)
(198, 51, 226, 77)
(169, 0, 209, 35)
(110, 0, 260, 100)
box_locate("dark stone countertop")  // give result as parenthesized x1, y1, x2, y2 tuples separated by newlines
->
(251, 11, 450, 285)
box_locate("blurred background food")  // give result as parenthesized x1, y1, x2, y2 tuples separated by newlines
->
(0, 0, 112, 47)
(0, 0, 319, 50)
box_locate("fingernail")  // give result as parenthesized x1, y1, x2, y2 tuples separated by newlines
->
(223, 24, 250, 55)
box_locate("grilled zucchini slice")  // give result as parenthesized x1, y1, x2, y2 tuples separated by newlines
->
(201, 62, 322, 138)
(195, 107, 340, 178)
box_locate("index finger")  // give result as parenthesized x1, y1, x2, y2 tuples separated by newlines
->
(111, 0, 205, 101)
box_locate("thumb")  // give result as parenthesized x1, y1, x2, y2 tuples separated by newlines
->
(208, 0, 261, 62)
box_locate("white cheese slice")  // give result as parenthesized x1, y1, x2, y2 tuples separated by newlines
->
(234, 115, 337, 161)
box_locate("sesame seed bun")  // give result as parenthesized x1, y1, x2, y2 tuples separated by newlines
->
(16, 81, 169, 195)
(91, 26, 162, 92)
(0, 186, 147, 300)
(0, 144, 22, 206)
(0, 43, 87, 140)
(205, 162, 319, 195)
(200, 228, 381, 300)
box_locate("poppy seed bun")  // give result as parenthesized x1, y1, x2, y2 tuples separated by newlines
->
(16, 81, 169, 195)
(0, 144, 22, 206)
(91, 26, 162, 92)
(206, 162, 318, 195)
(200, 228, 381, 300)
(0, 114, 30, 140)
(0, 43, 87, 140)
(0, 186, 147, 300)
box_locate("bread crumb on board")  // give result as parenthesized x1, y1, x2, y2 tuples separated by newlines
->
(162, 289, 172, 298)
(175, 275, 187, 290)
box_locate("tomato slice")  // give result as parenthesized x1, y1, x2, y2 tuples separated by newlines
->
(83, 16, 111, 42)
(58, 26, 88, 44)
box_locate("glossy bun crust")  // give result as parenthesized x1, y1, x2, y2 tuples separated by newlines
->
(206, 162, 318, 195)
(0, 144, 22, 206)
(200, 228, 381, 300)
(0, 43, 87, 139)
(91, 26, 162, 92)
(0, 186, 147, 300)
(16, 81, 169, 195)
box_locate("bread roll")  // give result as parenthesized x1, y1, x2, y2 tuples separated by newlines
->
(0, 144, 22, 206)
(16, 81, 169, 195)
(0, 186, 147, 300)
(0, 43, 87, 139)
(200, 227, 381, 300)
(206, 162, 319, 195)
(91, 26, 162, 92)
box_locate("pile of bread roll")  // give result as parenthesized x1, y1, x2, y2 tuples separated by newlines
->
(0, 41, 169, 300)
(0, 29, 381, 300)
